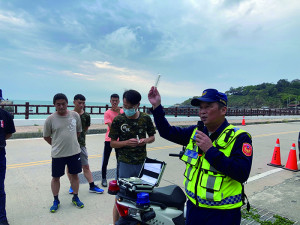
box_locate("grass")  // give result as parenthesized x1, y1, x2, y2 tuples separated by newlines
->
(242, 207, 295, 225)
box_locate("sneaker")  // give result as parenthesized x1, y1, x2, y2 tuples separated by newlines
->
(101, 179, 107, 187)
(69, 186, 73, 194)
(50, 200, 60, 213)
(72, 196, 84, 208)
(89, 185, 104, 194)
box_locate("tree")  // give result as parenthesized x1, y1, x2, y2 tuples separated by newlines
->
(177, 79, 300, 108)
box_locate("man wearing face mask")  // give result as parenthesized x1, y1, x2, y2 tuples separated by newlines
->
(109, 89, 156, 224)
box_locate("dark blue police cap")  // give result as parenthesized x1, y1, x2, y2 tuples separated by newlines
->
(191, 89, 227, 106)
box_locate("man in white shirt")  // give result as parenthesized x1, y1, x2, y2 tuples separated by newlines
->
(43, 93, 84, 213)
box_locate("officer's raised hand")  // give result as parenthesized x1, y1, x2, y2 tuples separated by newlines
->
(148, 86, 161, 109)
(194, 131, 213, 153)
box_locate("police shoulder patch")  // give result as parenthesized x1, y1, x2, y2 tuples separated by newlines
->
(242, 143, 252, 156)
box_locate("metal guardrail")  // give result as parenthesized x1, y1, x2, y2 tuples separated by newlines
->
(0, 103, 149, 119)
(1, 103, 300, 119)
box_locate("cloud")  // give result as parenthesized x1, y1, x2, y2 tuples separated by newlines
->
(62, 70, 96, 81)
(59, 60, 201, 100)
(92, 60, 206, 98)
(145, 0, 300, 60)
(223, 0, 300, 21)
(0, 11, 28, 27)
(90, 61, 155, 88)
(103, 26, 140, 56)
(1, 0, 300, 104)
(93, 61, 128, 73)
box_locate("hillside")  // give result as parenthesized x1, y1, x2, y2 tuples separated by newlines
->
(178, 79, 300, 108)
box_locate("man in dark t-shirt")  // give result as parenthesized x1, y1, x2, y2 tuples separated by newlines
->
(109, 112, 156, 165)
(109, 89, 156, 224)
(67, 94, 104, 194)
(0, 108, 16, 225)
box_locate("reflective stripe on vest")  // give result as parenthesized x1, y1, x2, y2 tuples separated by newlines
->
(186, 189, 242, 206)
(181, 128, 201, 190)
(181, 129, 199, 165)
(182, 124, 250, 209)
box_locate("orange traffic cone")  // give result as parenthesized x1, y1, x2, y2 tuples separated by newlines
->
(267, 138, 283, 168)
(242, 116, 246, 126)
(283, 143, 299, 172)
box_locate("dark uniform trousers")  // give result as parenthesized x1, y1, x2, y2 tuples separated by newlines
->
(0, 148, 6, 221)
(186, 200, 241, 225)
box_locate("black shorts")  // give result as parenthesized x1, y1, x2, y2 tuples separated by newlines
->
(52, 153, 82, 177)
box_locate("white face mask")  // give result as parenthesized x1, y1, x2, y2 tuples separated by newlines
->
(123, 108, 137, 117)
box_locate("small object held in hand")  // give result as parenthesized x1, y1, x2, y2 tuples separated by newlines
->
(154, 74, 161, 87)
(136, 135, 140, 143)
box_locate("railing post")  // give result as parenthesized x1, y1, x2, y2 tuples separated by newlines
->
(25, 102, 29, 119)
(175, 107, 178, 117)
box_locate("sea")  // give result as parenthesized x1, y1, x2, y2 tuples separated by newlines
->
(10, 100, 164, 119)
(6, 100, 299, 122)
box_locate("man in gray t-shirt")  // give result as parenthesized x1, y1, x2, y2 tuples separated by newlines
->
(43, 93, 84, 213)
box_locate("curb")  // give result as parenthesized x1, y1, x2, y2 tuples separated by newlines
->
(177, 119, 300, 128)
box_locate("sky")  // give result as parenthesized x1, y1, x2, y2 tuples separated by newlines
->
(0, 0, 300, 105)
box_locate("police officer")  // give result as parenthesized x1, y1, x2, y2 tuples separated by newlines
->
(148, 87, 253, 225)
(0, 108, 15, 225)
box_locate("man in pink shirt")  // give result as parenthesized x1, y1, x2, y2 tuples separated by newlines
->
(101, 94, 123, 187)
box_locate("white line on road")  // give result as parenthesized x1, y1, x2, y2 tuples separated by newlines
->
(7, 133, 106, 141)
(247, 161, 300, 183)
(247, 168, 283, 183)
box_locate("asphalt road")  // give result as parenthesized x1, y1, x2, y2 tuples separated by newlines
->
(4, 122, 300, 224)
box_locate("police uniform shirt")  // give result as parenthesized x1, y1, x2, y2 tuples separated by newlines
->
(0, 109, 16, 148)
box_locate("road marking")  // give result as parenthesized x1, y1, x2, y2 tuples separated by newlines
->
(7, 137, 44, 141)
(7, 145, 180, 169)
(8, 129, 299, 142)
(253, 130, 299, 138)
(247, 161, 300, 183)
(247, 168, 283, 183)
(7, 139, 299, 185)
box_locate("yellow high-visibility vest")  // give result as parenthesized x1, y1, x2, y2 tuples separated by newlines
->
(181, 124, 251, 209)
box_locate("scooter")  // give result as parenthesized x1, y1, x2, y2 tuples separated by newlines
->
(108, 152, 186, 225)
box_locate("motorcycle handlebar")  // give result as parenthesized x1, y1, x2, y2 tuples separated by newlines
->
(169, 148, 185, 158)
